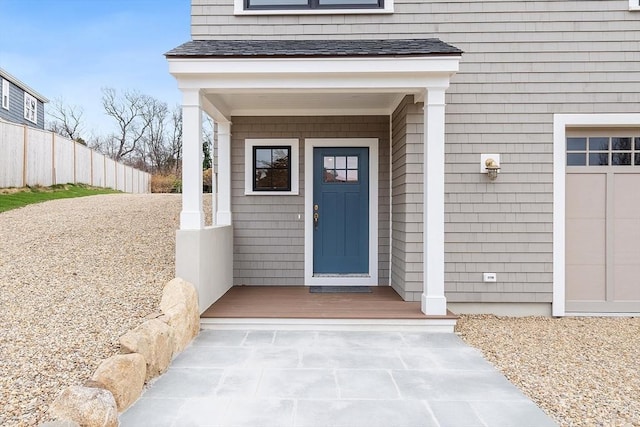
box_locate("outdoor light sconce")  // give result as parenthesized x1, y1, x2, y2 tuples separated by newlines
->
(481, 154, 501, 181)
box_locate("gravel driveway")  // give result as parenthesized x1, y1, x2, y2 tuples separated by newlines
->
(0, 193, 638, 426)
(0, 194, 183, 426)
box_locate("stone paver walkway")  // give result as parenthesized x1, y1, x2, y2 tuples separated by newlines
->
(120, 329, 558, 427)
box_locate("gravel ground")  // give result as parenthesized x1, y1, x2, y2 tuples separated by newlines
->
(456, 315, 640, 427)
(1, 194, 639, 426)
(0, 194, 185, 426)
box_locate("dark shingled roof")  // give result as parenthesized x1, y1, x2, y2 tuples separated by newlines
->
(165, 39, 462, 58)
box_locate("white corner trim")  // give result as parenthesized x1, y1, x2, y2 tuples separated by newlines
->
(630, 0, 640, 11)
(552, 113, 640, 317)
(216, 121, 233, 226)
(244, 138, 300, 196)
(552, 116, 567, 317)
(304, 138, 379, 286)
(234, 0, 393, 15)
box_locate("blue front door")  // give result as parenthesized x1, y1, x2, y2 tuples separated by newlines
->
(313, 147, 369, 274)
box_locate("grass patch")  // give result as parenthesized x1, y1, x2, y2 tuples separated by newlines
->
(0, 184, 120, 213)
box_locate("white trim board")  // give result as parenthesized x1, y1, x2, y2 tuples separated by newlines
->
(304, 138, 379, 286)
(201, 318, 455, 333)
(553, 113, 640, 317)
(244, 138, 300, 196)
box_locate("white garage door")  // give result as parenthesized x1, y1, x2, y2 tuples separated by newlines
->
(566, 131, 640, 313)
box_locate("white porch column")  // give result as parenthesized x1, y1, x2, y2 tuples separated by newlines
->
(216, 121, 232, 226)
(422, 88, 447, 315)
(180, 89, 204, 230)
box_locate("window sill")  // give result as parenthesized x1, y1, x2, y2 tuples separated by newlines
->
(629, 0, 640, 10)
(244, 190, 300, 196)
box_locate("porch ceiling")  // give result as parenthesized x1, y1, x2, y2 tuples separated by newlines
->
(204, 91, 405, 117)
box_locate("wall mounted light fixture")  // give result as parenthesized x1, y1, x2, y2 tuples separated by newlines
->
(480, 154, 501, 181)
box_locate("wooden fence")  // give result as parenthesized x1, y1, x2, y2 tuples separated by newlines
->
(0, 119, 150, 192)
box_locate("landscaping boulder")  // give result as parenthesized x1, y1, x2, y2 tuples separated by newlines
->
(159, 277, 199, 353)
(48, 386, 117, 427)
(90, 354, 146, 412)
(120, 318, 174, 381)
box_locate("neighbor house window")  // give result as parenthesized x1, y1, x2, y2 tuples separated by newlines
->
(1, 79, 8, 110)
(246, 0, 382, 9)
(24, 92, 37, 124)
(245, 139, 299, 195)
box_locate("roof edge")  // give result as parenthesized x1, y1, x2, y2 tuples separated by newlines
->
(0, 68, 49, 103)
(165, 38, 463, 59)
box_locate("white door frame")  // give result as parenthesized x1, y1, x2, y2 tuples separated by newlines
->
(553, 113, 640, 316)
(304, 138, 379, 286)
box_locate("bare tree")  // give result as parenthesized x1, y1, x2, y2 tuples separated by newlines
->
(47, 98, 85, 143)
(202, 115, 214, 170)
(168, 105, 183, 174)
(101, 87, 153, 161)
(142, 98, 169, 173)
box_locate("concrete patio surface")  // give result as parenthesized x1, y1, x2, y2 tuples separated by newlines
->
(120, 329, 558, 427)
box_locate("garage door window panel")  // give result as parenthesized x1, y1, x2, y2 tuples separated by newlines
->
(567, 136, 640, 166)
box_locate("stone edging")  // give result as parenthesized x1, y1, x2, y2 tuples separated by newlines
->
(41, 277, 200, 427)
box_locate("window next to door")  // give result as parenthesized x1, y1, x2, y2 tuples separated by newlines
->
(245, 139, 300, 195)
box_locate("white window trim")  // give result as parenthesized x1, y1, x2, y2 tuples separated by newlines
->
(553, 113, 640, 317)
(244, 138, 299, 195)
(1, 79, 9, 110)
(24, 92, 37, 124)
(304, 138, 379, 286)
(234, 0, 393, 15)
(630, 0, 640, 11)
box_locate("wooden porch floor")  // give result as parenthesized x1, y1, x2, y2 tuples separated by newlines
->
(201, 286, 456, 319)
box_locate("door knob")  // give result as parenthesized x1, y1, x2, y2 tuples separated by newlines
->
(313, 212, 319, 227)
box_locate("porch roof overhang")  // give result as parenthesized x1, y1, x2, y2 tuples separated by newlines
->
(165, 39, 462, 121)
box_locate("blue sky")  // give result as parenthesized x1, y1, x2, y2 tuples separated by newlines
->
(0, 0, 191, 138)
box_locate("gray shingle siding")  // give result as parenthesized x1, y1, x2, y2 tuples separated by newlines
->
(391, 96, 424, 302)
(195, 0, 640, 304)
(231, 116, 390, 286)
